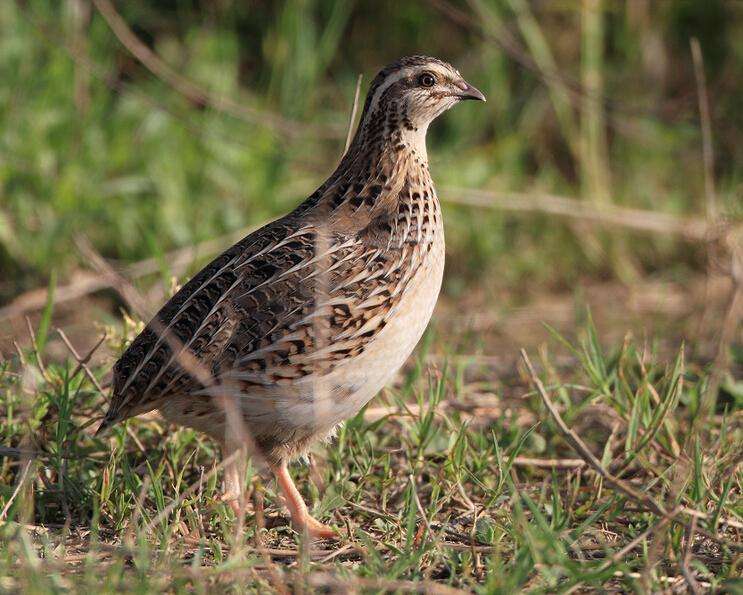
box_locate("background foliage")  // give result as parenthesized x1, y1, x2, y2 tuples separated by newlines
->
(2, 0, 741, 303)
(0, 1, 741, 592)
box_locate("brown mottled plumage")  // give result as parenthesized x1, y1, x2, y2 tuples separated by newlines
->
(99, 56, 485, 538)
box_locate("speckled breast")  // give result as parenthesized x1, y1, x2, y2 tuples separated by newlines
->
(298, 220, 446, 435)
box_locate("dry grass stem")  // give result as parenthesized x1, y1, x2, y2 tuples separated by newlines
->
(343, 74, 363, 155)
(445, 188, 719, 241)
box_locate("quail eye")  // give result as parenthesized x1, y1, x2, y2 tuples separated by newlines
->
(418, 73, 436, 88)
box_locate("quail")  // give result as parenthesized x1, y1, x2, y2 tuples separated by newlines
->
(98, 56, 486, 538)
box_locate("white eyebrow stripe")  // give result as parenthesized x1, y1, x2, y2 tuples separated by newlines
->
(367, 68, 413, 114)
(428, 64, 454, 80)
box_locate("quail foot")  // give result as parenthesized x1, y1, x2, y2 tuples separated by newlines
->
(98, 56, 485, 539)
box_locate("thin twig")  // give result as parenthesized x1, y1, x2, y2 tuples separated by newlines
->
(409, 474, 433, 537)
(90, 0, 333, 139)
(606, 513, 676, 565)
(55, 328, 106, 393)
(700, 234, 743, 424)
(24, 317, 51, 383)
(343, 74, 363, 155)
(690, 38, 717, 220)
(520, 349, 666, 516)
(690, 36, 727, 371)
(521, 349, 743, 538)
(0, 460, 33, 521)
(0, 222, 262, 322)
(4, 190, 734, 324)
(512, 456, 585, 469)
(125, 425, 147, 454)
(16, 2, 267, 156)
(444, 188, 719, 242)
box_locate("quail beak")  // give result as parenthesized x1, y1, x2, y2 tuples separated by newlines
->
(453, 80, 486, 102)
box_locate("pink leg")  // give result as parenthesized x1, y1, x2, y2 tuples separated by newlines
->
(274, 463, 336, 539)
(220, 440, 246, 515)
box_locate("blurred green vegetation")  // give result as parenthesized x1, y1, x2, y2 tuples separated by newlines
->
(1, 0, 741, 304)
(0, 4, 741, 590)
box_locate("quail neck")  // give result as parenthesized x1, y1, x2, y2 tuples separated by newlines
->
(99, 55, 485, 539)
(298, 55, 485, 221)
